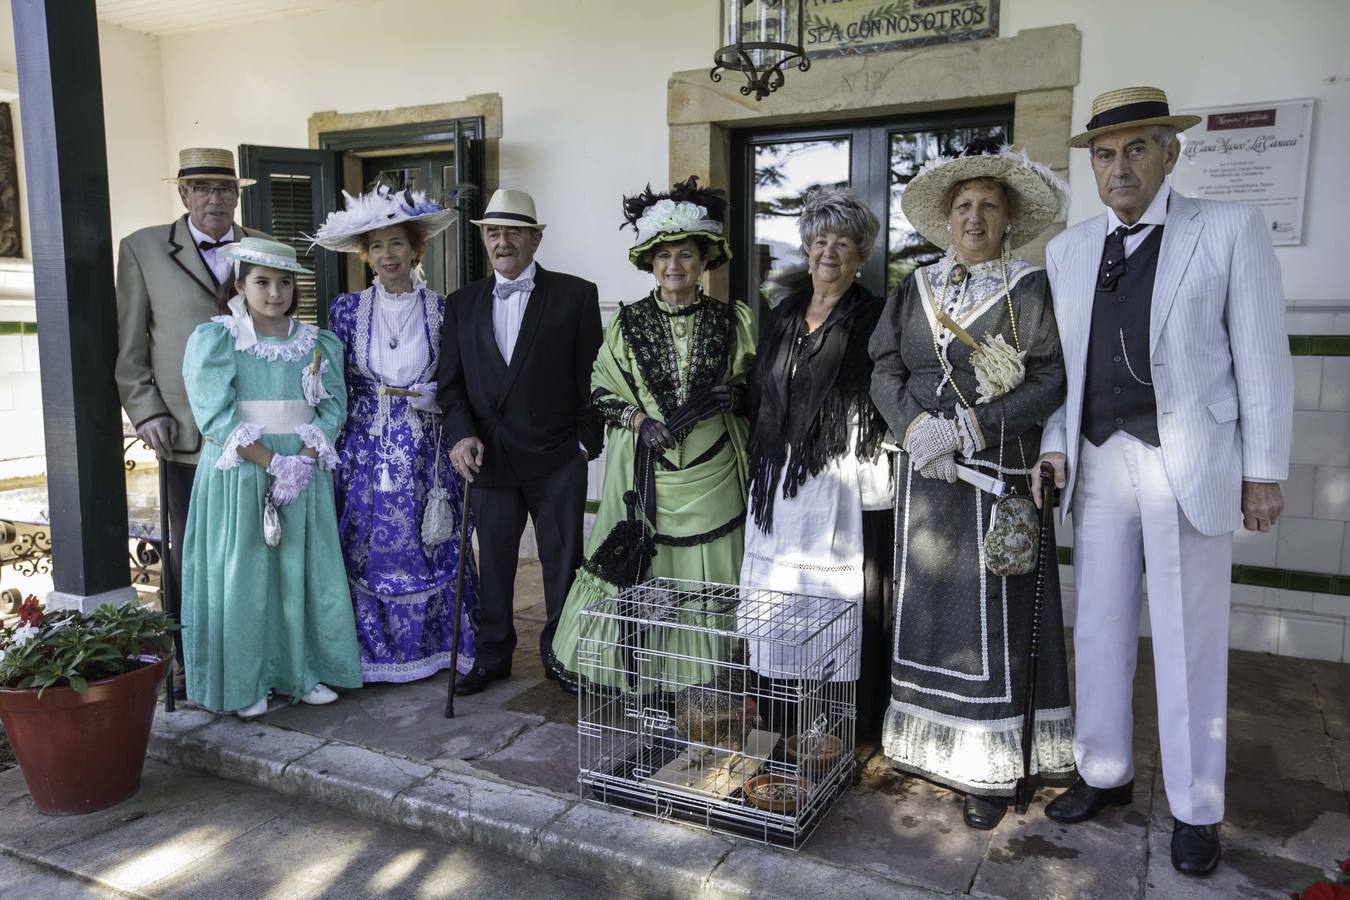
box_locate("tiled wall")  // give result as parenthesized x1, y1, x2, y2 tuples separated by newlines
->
(0, 323, 43, 461)
(1060, 308, 1350, 663)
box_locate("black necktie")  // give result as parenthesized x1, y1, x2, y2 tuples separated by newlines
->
(197, 238, 231, 251)
(1098, 223, 1147, 291)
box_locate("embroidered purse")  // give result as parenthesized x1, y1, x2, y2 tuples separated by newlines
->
(985, 494, 1038, 577)
(421, 429, 456, 547)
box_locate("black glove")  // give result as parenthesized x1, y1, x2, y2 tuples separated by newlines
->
(638, 417, 677, 450)
(708, 383, 747, 414)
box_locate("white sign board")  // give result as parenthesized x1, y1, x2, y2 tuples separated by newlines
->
(1171, 99, 1314, 246)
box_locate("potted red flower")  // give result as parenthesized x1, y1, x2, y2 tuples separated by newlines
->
(1290, 853, 1350, 900)
(0, 596, 177, 814)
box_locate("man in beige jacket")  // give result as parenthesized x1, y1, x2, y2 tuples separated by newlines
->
(115, 148, 268, 679)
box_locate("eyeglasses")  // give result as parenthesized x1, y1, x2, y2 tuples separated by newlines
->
(188, 183, 239, 197)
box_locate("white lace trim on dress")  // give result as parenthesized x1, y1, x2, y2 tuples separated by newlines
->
(216, 422, 262, 470)
(294, 422, 340, 471)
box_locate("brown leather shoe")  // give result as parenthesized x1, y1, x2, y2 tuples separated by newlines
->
(1044, 777, 1134, 823)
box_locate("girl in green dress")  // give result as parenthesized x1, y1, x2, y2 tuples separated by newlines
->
(550, 178, 756, 691)
(181, 237, 362, 717)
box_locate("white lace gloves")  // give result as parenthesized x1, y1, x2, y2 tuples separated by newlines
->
(904, 413, 960, 483)
(267, 454, 316, 506)
(407, 382, 440, 414)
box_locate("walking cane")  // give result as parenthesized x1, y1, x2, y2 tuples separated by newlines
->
(444, 482, 472, 718)
(158, 462, 176, 713)
(1014, 461, 1057, 813)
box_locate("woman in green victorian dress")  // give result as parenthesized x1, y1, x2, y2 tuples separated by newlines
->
(549, 177, 755, 691)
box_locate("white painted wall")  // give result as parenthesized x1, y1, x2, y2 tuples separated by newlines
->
(1005, 0, 1350, 306)
(154, 0, 720, 307)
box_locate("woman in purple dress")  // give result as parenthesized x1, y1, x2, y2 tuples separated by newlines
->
(312, 187, 478, 683)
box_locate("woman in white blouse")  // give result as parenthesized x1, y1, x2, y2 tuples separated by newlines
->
(312, 187, 480, 684)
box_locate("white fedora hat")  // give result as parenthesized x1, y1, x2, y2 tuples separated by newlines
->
(470, 189, 546, 230)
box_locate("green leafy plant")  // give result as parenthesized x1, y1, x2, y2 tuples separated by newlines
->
(0, 596, 177, 696)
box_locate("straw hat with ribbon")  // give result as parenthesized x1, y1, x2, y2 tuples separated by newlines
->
(221, 237, 312, 274)
(901, 139, 1069, 252)
(165, 148, 256, 187)
(309, 185, 458, 254)
(1068, 86, 1202, 149)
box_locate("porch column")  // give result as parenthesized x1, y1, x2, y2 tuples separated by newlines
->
(11, 0, 135, 611)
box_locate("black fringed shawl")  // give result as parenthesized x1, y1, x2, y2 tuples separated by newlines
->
(747, 283, 887, 532)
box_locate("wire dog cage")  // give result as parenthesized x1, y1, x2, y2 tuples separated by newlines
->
(576, 578, 859, 849)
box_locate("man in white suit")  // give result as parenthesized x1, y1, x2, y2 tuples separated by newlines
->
(1033, 87, 1292, 877)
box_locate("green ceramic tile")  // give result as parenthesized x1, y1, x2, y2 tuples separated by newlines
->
(1286, 570, 1334, 593)
(1235, 565, 1287, 589)
(1309, 335, 1350, 356)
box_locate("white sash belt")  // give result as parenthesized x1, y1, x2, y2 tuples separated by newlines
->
(237, 400, 314, 435)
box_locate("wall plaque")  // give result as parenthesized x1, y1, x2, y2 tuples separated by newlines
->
(1171, 98, 1314, 246)
(803, 0, 999, 58)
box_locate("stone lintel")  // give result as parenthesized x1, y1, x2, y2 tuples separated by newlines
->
(669, 25, 1080, 127)
(307, 93, 504, 149)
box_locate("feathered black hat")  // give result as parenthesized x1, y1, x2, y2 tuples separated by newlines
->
(621, 176, 732, 271)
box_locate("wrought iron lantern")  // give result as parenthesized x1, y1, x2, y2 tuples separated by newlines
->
(710, 0, 810, 101)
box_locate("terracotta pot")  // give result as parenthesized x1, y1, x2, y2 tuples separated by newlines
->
(0, 655, 168, 815)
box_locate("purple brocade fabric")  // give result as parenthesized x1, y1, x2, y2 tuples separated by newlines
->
(330, 289, 479, 683)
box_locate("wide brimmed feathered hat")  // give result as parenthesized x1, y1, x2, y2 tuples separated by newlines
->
(623, 176, 732, 271)
(308, 185, 457, 253)
(900, 138, 1069, 250)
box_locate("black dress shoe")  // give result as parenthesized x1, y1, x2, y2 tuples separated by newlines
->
(963, 794, 1007, 830)
(1044, 777, 1134, 823)
(454, 667, 508, 696)
(1171, 822, 1221, 876)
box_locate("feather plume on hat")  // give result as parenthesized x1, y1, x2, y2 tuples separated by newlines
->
(622, 176, 733, 272)
(308, 184, 458, 254)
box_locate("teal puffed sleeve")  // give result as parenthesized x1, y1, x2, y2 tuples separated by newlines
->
(183, 321, 255, 469)
(294, 327, 348, 470)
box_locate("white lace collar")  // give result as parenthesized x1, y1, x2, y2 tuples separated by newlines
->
(373, 273, 427, 305)
(923, 247, 1036, 323)
(211, 295, 318, 362)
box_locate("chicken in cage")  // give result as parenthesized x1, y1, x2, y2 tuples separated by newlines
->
(576, 578, 860, 848)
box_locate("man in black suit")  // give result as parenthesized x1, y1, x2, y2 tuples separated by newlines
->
(437, 189, 603, 696)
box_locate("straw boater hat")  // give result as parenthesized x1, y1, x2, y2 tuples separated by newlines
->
(1068, 86, 1202, 149)
(221, 237, 312, 274)
(622, 176, 732, 271)
(165, 148, 256, 187)
(309, 185, 458, 253)
(470, 189, 546, 230)
(900, 138, 1070, 250)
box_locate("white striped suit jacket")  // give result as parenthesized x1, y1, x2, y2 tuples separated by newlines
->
(1040, 191, 1292, 536)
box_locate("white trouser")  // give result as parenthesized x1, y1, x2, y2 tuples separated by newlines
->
(1070, 431, 1233, 825)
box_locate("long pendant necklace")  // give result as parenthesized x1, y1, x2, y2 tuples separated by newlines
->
(377, 286, 419, 350)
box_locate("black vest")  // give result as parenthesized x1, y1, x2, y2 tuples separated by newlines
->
(1082, 225, 1164, 447)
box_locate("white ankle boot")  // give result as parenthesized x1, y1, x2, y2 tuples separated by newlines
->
(237, 695, 269, 718)
(299, 683, 338, 705)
